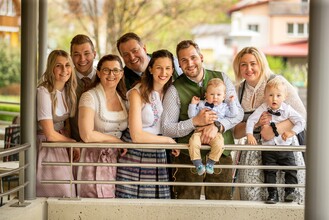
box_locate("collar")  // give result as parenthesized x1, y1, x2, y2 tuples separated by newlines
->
(126, 54, 151, 76)
(185, 67, 205, 87)
(76, 68, 96, 80)
(266, 103, 285, 113)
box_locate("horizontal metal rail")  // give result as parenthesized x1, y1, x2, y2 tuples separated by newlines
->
(0, 101, 20, 106)
(39, 142, 306, 196)
(41, 180, 305, 188)
(0, 111, 20, 116)
(0, 182, 29, 198)
(42, 142, 306, 152)
(42, 161, 305, 170)
(0, 164, 29, 178)
(0, 101, 20, 126)
(0, 143, 30, 158)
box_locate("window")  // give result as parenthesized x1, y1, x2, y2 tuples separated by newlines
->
(287, 22, 308, 36)
(248, 24, 259, 32)
(298, 23, 304, 34)
(288, 23, 294, 34)
(0, 0, 15, 16)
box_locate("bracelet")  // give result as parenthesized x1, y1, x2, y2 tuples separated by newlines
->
(270, 122, 279, 137)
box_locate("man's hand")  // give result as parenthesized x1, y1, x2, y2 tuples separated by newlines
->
(192, 109, 218, 127)
(196, 124, 218, 144)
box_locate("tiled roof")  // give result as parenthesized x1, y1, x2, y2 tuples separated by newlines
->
(262, 40, 308, 57)
(228, 0, 269, 14)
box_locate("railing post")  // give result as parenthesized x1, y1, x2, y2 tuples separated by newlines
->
(10, 148, 30, 207)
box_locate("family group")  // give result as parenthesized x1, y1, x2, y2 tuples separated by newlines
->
(36, 32, 306, 204)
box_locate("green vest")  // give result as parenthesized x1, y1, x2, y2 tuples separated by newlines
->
(173, 69, 233, 157)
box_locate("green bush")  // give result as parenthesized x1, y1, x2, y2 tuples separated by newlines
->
(267, 56, 308, 87)
(0, 41, 21, 87)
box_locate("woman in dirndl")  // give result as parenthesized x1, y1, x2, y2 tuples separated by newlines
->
(115, 50, 180, 199)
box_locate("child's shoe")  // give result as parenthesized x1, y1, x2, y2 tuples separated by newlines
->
(196, 165, 205, 175)
(205, 164, 214, 174)
(284, 191, 295, 202)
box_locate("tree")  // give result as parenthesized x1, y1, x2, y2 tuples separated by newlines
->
(49, 0, 236, 56)
(0, 41, 20, 87)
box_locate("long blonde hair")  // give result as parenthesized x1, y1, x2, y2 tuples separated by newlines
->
(37, 50, 77, 117)
(233, 46, 273, 83)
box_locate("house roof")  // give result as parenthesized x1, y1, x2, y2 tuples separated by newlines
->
(192, 24, 231, 37)
(228, 0, 269, 14)
(262, 40, 308, 57)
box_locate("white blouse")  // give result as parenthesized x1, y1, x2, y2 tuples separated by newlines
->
(128, 84, 163, 135)
(240, 75, 306, 120)
(37, 86, 69, 131)
(79, 84, 128, 138)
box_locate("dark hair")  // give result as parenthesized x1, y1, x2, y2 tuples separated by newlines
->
(70, 34, 95, 54)
(176, 40, 201, 58)
(96, 54, 127, 101)
(140, 49, 174, 103)
(116, 32, 143, 55)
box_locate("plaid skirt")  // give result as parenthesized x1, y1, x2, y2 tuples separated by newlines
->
(115, 148, 171, 199)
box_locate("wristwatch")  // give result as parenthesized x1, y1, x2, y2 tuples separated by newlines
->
(214, 121, 224, 133)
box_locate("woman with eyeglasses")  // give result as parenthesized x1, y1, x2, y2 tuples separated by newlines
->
(115, 49, 180, 199)
(77, 54, 128, 198)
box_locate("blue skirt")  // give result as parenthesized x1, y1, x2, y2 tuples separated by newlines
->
(115, 148, 171, 199)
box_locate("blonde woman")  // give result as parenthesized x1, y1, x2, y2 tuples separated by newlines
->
(36, 50, 79, 197)
(233, 46, 306, 204)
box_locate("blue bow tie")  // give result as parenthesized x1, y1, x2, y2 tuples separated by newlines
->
(205, 102, 214, 108)
(268, 109, 281, 116)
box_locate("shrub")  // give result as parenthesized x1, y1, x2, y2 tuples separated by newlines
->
(0, 41, 21, 88)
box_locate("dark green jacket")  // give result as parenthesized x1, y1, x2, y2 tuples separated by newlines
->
(173, 69, 234, 157)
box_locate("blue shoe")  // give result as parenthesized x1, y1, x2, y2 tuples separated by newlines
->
(205, 164, 214, 174)
(196, 165, 205, 175)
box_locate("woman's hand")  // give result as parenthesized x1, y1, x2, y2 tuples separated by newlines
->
(257, 111, 271, 127)
(172, 149, 180, 157)
(282, 131, 295, 141)
(72, 147, 81, 162)
(119, 148, 128, 157)
(247, 134, 257, 145)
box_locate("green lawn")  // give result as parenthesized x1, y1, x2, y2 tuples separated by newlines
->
(0, 95, 20, 103)
(0, 95, 20, 122)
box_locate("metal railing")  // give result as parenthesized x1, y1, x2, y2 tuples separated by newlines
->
(0, 143, 30, 207)
(41, 142, 306, 199)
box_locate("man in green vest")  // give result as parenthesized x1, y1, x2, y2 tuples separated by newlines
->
(162, 40, 243, 199)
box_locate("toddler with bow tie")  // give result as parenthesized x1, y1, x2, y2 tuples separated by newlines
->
(187, 78, 238, 175)
(246, 77, 306, 204)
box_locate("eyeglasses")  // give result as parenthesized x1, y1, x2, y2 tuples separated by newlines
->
(100, 68, 123, 75)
